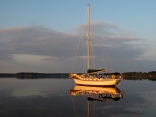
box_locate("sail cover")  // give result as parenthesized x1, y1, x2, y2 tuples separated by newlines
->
(87, 69, 107, 73)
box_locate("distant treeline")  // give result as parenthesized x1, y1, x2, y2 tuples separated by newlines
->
(0, 73, 15, 77)
(122, 71, 156, 81)
(0, 71, 156, 80)
(0, 73, 69, 79)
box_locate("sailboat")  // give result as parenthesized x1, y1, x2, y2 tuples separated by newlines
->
(69, 4, 123, 86)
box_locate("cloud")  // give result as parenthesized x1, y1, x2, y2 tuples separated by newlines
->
(0, 22, 155, 72)
(134, 41, 156, 61)
(76, 21, 141, 39)
(0, 26, 78, 57)
(77, 21, 118, 35)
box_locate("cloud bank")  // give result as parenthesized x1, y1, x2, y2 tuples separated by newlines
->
(0, 21, 155, 73)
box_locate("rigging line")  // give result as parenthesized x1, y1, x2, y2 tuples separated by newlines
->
(89, 21, 96, 69)
(95, 25, 114, 72)
(71, 10, 87, 73)
(96, 27, 107, 69)
(83, 36, 87, 72)
(101, 45, 107, 69)
(83, 11, 88, 73)
(83, 37, 85, 73)
(91, 35, 96, 68)
(71, 26, 83, 73)
(97, 28, 113, 72)
(103, 43, 114, 72)
(99, 38, 106, 69)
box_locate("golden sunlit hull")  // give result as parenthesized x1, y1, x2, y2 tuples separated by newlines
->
(73, 78, 121, 86)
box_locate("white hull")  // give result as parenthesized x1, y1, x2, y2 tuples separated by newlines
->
(74, 78, 121, 86)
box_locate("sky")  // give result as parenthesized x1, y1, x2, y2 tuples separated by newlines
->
(0, 0, 156, 73)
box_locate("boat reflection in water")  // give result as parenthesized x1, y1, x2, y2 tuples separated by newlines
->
(69, 85, 124, 117)
(69, 85, 124, 102)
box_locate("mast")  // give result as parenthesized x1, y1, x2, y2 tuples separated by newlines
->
(87, 4, 91, 117)
(87, 4, 91, 70)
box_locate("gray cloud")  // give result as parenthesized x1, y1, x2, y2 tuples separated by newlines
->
(0, 26, 78, 57)
(76, 21, 140, 38)
(0, 22, 152, 72)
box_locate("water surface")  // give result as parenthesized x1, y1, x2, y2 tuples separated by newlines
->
(0, 78, 156, 117)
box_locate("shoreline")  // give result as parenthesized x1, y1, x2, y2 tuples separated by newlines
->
(0, 72, 156, 80)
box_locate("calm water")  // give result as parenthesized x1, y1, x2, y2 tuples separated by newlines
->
(0, 78, 156, 117)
